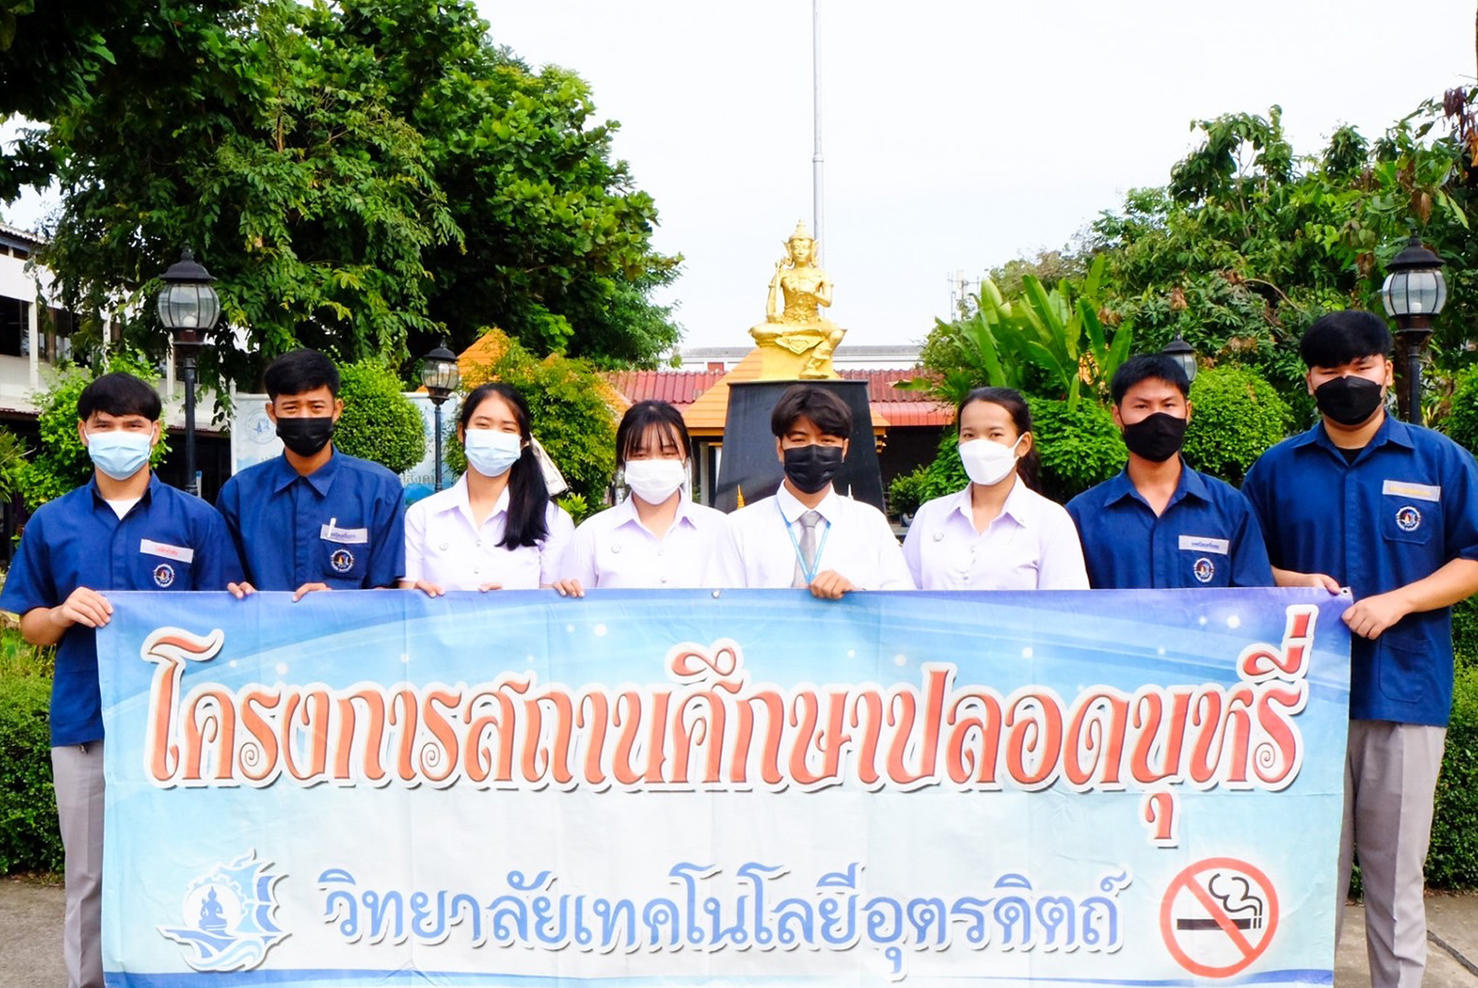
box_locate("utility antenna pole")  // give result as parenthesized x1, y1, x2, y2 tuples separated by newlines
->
(812, 0, 825, 262)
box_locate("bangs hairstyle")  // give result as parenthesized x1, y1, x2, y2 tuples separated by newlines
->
(459, 382, 550, 549)
(78, 372, 162, 422)
(1110, 353, 1190, 404)
(1299, 310, 1392, 369)
(770, 384, 853, 439)
(957, 386, 1043, 493)
(616, 400, 691, 467)
(263, 349, 340, 399)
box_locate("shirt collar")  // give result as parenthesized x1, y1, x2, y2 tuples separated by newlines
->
(271, 448, 341, 496)
(88, 471, 161, 510)
(435, 474, 510, 529)
(775, 482, 839, 523)
(1100, 457, 1207, 509)
(945, 478, 1038, 528)
(1293, 412, 1415, 459)
(613, 492, 698, 534)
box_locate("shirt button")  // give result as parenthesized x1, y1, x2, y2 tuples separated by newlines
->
(933, 532, 944, 541)
(439, 542, 449, 551)
(473, 567, 481, 574)
(660, 576, 669, 584)
(611, 544, 622, 554)
(475, 539, 483, 548)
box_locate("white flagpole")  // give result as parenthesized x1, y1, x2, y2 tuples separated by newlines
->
(812, 0, 825, 263)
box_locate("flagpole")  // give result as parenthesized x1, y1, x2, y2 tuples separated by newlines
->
(812, 0, 825, 263)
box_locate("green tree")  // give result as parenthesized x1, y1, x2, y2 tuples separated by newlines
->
(332, 359, 425, 475)
(15, 351, 171, 510)
(1182, 365, 1290, 484)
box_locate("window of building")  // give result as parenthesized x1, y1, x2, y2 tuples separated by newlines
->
(0, 296, 26, 357)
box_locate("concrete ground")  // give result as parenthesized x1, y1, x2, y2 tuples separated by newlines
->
(1, 876, 1475, 986)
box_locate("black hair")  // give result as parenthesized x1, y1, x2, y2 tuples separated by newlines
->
(77, 372, 162, 422)
(770, 384, 853, 439)
(957, 386, 1043, 493)
(616, 400, 691, 467)
(1299, 310, 1392, 368)
(263, 349, 340, 399)
(459, 382, 550, 549)
(1110, 354, 1190, 405)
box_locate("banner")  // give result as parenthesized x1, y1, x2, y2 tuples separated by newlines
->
(97, 588, 1352, 987)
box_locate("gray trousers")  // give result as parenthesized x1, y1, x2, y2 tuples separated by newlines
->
(1335, 720, 1446, 988)
(52, 741, 105, 988)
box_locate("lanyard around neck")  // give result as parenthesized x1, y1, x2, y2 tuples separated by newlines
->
(778, 498, 830, 585)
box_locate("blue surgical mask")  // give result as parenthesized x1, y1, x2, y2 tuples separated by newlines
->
(463, 429, 523, 478)
(86, 429, 153, 481)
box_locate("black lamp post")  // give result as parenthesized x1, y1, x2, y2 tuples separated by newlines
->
(421, 343, 461, 491)
(1162, 334, 1198, 383)
(156, 249, 221, 497)
(1380, 236, 1447, 424)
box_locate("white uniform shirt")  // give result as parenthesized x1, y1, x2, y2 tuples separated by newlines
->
(902, 481, 1088, 590)
(404, 475, 574, 590)
(561, 494, 727, 589)
(708, 484, 914, 590)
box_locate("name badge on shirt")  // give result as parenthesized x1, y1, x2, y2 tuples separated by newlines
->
(1178, 535, 1229, 555)
(139, 538, 195, 564)
(1381, 480, 1441, 502)
(320, 518, 370, 544)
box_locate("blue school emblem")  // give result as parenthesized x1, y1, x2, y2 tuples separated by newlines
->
(159, 851, 285, 971)
(153, 563, 175, 588)
(1396, 505, 1422, 533)
(330, 548, 355, 574)
(1193, 557, 1215, 584)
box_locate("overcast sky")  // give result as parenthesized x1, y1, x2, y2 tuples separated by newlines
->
(6, 2, 1476, 354)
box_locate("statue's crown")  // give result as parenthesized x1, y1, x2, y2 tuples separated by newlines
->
(789, 220, 813, 242)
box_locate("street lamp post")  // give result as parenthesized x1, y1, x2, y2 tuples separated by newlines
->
(421, 343, 461, 492)
(156, 249, 221, 497)
(1162, 334, 1198, 383)
(1380, 236, 1448, 424)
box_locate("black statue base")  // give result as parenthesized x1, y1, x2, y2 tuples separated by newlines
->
(713, 379, 884, 513)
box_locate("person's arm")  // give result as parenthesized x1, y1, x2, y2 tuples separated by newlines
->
(1270, 566, 1341, 591)
(215, 480, 256, 598)
(1036, 507, 1090, 591)
(398, 498, 443, 596)
(538, 505, 576, 588)
(704, 516, 747, 588)
(195, 506, 246, 591)
(1228, 496, 1276, 588)
(1342, 558, 1478, 639)
(367, 479, 407, 589)
(19, 590, 113, 646)
(900, 507, 926, 590)
(865, 509, 915, 592)
(553, 516, 600, 597)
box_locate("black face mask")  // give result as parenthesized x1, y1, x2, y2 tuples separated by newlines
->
(1314, 375, 1384, 427)
(276, 416, 336, 457)
(1121, 412, 1188, 463)
(783, 443, 845, 495)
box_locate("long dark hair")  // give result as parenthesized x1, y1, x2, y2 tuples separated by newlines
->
(459, 382, 550, 548)
(957, 386, 1043, 493)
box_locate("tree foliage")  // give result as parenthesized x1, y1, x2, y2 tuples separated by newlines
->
(1181, 365, 1291, 484)
(17, 0, 681, 399)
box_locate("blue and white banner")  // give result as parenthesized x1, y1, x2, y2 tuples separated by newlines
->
(97, 588, 1351, 987)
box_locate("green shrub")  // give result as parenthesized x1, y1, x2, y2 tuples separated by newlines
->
(1443, 364, 1478, 455)
(1032, 398, 1126, 502)
(332, 360, 426, 475)
(887, 467, 929, 518)
(16, 351, 172, 510)
(0, 651, 62, 874)
(1182, 365, 1291, 484)
(1428, 662, 1478, 888)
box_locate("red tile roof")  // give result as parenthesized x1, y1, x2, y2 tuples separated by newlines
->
(604, 369, 727, 410)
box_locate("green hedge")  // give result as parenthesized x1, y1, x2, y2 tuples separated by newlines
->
(0, 667, 62, 874)
(1428, 662, 1478, 888)
(1182, 365, 1290, 484)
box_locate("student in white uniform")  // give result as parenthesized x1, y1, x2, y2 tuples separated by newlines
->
(708, 384, 913, 596)
(903, 387, 1088, 590)
(402, 382, 573, 593)
(554, 400, 726, 593)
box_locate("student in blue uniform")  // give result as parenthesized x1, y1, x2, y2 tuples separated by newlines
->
(1066, 354, 1273, 589)
(217, 349, 404, 597)
(0, 372, 240, 988)
(1243, 310, 1478, 988)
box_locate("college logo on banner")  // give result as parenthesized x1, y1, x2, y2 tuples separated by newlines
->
(158, 851, 285, 971)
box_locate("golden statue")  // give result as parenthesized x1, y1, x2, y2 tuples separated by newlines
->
(749, 221, 845, 379)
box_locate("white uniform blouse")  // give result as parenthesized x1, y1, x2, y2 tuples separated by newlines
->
(902, 480, 1088, 590)
(560, 494, 727, 589)
(404, 475, 574, 590)
(707, 484, 914, 590)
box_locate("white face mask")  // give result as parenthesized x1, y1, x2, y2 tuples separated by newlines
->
(463, 429, 523, 478)
(85, 429, 154, 481)
(958, 435, 1024, 487)
(623, 458, 687, 505)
